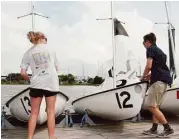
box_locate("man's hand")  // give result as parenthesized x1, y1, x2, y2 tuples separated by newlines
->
(140, 74, 151, 81)
(145, 74, 151, 81)
(140, 76, 144, 81)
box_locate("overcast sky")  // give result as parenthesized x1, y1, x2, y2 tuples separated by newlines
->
(1, 1, 179, 77)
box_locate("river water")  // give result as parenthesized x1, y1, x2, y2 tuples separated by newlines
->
(1, 85, 98, 114)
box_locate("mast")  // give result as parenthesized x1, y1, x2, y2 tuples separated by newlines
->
(111, 1, 116, 88)
(17, 1, 49, 31)
(31, 2, 35, 31)
(82, 64, 85, 80)
(96, 1, 128, 88)
(164, 1, 178, 79)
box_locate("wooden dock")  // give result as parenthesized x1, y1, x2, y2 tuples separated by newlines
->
(2, 120, 179, 139)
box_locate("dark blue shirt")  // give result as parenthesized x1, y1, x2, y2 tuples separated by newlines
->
(146, 44, 172, 85)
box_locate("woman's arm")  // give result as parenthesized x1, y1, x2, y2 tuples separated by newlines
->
(21, 68, 29, 81)
(54, 52, 60, 72)
(20, 51, 30, 80)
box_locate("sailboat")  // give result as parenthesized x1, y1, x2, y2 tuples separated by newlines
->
(72, 2, 148, 121)
(142, 2, 179, 116)
(6, 88, 69, 125)
(5, 2, 69, 125)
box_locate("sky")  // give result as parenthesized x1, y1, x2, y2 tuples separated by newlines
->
(1, 1, 179, 77)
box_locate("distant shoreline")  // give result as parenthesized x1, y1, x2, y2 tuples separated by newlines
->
(1, 83, 99, 86)
(2, 74, 104, 87)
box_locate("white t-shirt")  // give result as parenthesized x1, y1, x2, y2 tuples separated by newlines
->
(20, 44, 60, 92)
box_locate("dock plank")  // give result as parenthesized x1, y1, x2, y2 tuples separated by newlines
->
(2, 120, 179, 139)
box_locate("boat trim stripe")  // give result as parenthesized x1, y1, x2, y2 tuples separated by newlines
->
(5, 87, 69, 107)
(72, 81, 148, 105)
(167, 87, 179, 92)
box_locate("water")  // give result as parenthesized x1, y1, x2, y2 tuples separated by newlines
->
(1, 85, 98, 114)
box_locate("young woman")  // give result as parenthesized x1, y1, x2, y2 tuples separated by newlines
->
(21, 31, 60, 139)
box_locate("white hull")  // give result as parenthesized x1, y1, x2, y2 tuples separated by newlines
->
(160, 88, 179, 115)
(142, 87, 179, 116)
(72, 82, 148, 121)
(6, 88, 68, 125)
(98, 70, 140, 92)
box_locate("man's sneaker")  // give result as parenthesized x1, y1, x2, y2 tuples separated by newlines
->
(157, 128, 174, 138)
(142, 129, 158, 135)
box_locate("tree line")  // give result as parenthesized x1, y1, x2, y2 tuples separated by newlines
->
(1, 73, 104, 85)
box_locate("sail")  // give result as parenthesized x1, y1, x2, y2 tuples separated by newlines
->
(168, 28, 177, 80)
(108, 66, 113, 77)
(107, 15, 153, 78)
(107, 18, 129, 78)
(114, 18, 129, 36)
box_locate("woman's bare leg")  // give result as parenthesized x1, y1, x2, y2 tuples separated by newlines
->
(45, 95, 56, 139)
(28, 97, 42, 139)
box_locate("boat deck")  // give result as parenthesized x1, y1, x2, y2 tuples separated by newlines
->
(2, 120, 179, 139)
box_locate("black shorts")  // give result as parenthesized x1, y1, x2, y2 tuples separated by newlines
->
(29, 88, 58, 98)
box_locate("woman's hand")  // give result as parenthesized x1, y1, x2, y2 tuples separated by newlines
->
(21, 69, 29, 81)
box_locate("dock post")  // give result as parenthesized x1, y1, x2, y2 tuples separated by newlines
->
(1, 106, 6, 129)
(65, 110, 73, 127)
(56, 110, 74, 128)
(1, 106, 15, 130)
(65, 110, 68, 127)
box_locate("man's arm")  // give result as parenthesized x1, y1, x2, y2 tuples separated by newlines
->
(141, 58, 153, 81)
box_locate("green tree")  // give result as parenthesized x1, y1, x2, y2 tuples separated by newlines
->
(1, 79, 7, 84)
(93, 76, 104, 84)
(82, 79, 87, 83)
(19, 80, 26, 84)
(6, 73, 23, 82)
(87, 77, 93, 84)
(59, 74, 68, 83)
(67, 74, 75, 84)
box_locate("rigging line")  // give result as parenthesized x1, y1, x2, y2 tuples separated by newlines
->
(164, 1, 170, 24)
(168, 1, 173, 25)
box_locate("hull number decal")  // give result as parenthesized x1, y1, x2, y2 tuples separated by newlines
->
(115, 91, 133, 109)
(20, 96, 31, 115)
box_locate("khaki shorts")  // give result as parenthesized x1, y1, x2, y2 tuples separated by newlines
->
(146, 81, 167, 107)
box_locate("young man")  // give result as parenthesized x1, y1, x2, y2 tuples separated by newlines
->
(141, 33, 174, 137)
